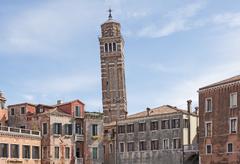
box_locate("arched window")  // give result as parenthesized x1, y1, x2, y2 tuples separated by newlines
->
(109, 43, 112, 52)
(105, 43, 108, 52)
(113, 43, 116, 51)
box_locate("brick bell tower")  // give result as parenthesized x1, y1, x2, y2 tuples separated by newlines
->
(99, 9, 127, 123)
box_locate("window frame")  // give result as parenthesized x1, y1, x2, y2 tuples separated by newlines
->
(151, 140, 159, 150)
(0, 143, 8, 158)
(205, 97, 213, 112)
(172, 118, 180, 129)
(10, 108, 15, 116)
(206, 144, 212, 155)
(230, 92, 238, 108)
(229, 117, 237, 134)
(22, 145, 31, 159)
(161, 119, 170, 130)
(10, 144, 19, 158)
(92, 124, 98, 136)
(20, 107, 26, 115)
(92, 147, 98, 160)
(42, 122, 48, 135)
(127, 124, 134, 133)
(119, 142, 125, 153)
(205, 121, 212, 137)
(163, 138, 169, 149)
(54, 146, 60, 159)
(139, 140, 147, 151)
(32, 146, 40, 159)
(227, 142, 233, 153)
(150, 120, 158, 131)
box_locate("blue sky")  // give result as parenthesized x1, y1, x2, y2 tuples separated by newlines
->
(1, 0, 240, 114)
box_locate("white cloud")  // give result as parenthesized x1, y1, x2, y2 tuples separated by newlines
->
(137, 2, 205, 38)
(24, 72, 99, 94)
(0, 0, 103, 55)
(213, 12, 240, 28)
(22, 94, 35, 102)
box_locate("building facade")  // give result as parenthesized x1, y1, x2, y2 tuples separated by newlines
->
(199, 75, 240, 164)
(84, 112, 104, 164)
(0, 126, 41, 164)
(103, 105, 198, 164)
(0, 91, 8, 126)
(7, 99, 85, 164)
(99, 10, 127, 123)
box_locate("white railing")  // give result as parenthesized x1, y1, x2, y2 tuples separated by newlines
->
(75, 158, 83, 164)
(0, 126, 41, 137)
(183, 144, 199, 152)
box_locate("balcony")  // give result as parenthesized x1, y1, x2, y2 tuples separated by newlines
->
(0, 126, 41, 137)
(75, 134, 84, 142)
(75, 158, 83, 164)
(183, 144, 199, 153)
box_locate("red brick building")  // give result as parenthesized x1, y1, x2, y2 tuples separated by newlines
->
(199, 75, 240, 164)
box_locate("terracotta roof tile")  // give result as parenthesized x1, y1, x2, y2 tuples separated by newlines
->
(199, 75, 240, 90)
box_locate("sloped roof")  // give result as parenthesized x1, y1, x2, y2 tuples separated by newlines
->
(199, 75, 240, 90)
(53, 99, 85, 107)
(127, 105, 191, 119)
(39, 108, 72, 117)
(8, 102, 36, 107)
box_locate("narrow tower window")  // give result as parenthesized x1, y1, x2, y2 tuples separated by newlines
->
(113, 43, 116, 51)
(105, 43, 108, 52)
(109, 43, 112, 52)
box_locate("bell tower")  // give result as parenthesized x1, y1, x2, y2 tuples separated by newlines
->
(99, 9, 127, 123)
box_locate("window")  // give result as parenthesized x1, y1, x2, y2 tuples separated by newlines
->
(42, 123, 48, 135)
(92, 147, 97, 159)
(127, 124, 134, 133)
(119, 143, 125, 152)
(173, 138, 181, 149)
(150, 121, 158, 130)
(105, 43, 108, 52)
(205, 98, 212, 112)
(11, 144, 19, 158)
(43, 146, 47, 159)
(163, 139, 169, 149)
(205, 122, 212, 137)
(109, 144, 113, 153)
(172, 119, 180, 128)
(139, 141, 147, 151)
(21, 107, 26, 114)
(151, 140, 159, 150)
(75, 106, 81, 117)
(227, 143, 233, 153)
(64, 124, 72, 135)
(10, 108, 15, 115)
(65, 147, 70, 159)
(184, 119, 189, 128)
(139, 122, 146, 132)
(92, 124, 98, 136)
(206, 144, 212, 154)
(76, 148, 80, 158)
(118, 125, 125, 133)
(0, 143, 8, 158)
(161, 120, 170, 129)
(230, 92, 237, 108)
(55, 146, 59, 159)
(75, 124, 82, 135)
(53, 123, 62, 135)
(32, 146, 40, 159)
(109, 43, 112, 52)
(229, 118, 237, 133)
(127, 142, 134, 152)
(113, 43, 116, 51)
(23, 145, 30, 159)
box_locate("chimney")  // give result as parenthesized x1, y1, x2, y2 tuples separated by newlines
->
(57, 100, 63, 105)
(195, 107, 199, 115)
(187, 100, 192, 113)
(146, 107, 150, 116)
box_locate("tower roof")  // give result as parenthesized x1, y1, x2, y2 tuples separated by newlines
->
(102, 8, 119, 25)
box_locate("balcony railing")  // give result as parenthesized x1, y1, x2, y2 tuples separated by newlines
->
(183, 144, 199, 152)
(0, 126, 41, 137)
(75, 134, 84, 142)
(75, 158, 83, 164)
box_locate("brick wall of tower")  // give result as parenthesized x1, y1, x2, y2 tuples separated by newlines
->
(199, 82, 240, 164)
(99, 19, 127, 123)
